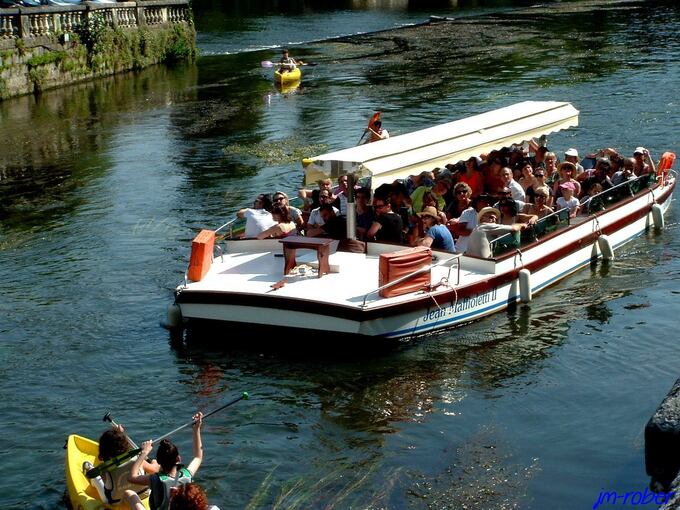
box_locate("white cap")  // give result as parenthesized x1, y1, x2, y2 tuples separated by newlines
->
(565, 148, 578, 157)
(634, 146, 646, 155)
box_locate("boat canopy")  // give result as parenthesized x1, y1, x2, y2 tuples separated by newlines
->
(302, 101, 579, 189)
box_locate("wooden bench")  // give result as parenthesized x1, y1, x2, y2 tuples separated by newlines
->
(279, 236, 333, 278)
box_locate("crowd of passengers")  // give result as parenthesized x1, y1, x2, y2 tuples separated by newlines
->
(236, 143, 659, 258)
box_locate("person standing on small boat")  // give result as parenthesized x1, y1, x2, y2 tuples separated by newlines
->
(417, 206, 455, 252)
(279, 49, 299, 73)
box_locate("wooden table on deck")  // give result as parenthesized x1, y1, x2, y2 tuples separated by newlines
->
(279, 236, 333, 278)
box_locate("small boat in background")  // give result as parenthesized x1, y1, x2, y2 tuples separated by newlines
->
(274, 66, 301, 84)
(65, 435, 150, 510)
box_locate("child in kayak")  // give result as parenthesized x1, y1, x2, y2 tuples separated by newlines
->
(125, 412, 204, 510)
(86, 424, 160, 504)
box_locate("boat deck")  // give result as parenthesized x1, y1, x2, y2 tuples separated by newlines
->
(183, 240, 486, 310)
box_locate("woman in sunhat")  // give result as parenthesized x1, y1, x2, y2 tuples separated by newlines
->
(417, 206, 455, 252)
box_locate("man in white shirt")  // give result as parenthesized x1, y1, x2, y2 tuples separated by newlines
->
(237, 194, 277, 238)
(307, 190, 338, 229)
(500, 167, 526, 202)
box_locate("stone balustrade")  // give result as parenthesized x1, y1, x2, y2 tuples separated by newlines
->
(0, 0, 190, 40)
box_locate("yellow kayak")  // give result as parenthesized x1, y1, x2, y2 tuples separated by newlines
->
(274, 66, 301, 84)
(66, 434, 150, 510)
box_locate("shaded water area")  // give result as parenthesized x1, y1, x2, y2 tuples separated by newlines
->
(2, 0, 680, 508)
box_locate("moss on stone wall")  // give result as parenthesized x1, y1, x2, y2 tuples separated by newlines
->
(0, 21, 196, 101)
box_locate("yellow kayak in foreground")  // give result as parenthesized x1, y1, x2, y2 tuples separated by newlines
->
(274, 66, 301, 84)
(66, 434, 150, 510)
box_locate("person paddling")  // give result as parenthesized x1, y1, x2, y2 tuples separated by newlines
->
(126, 412, 205, 510)
(279, 49, 300, 73)
(85, 424, 160, 505)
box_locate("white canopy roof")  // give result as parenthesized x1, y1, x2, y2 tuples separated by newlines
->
(302, 101, 579, 189)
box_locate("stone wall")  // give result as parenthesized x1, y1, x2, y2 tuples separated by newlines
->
(0, 0, 195, 100)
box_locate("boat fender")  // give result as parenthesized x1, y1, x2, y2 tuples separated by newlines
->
(651, 203, 664, 230)
(166, 303, 183, 328)
(518, 269, 532, 303)
(598, 234, 614, 260)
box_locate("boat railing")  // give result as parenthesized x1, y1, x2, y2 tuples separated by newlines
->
(490, 173, 658, 258)
(215, 218, 241, 239)
(360, 254, 461, 308)
(491, 208, 569, 258)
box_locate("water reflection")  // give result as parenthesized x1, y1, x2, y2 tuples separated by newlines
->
(0, 64, 198, 234)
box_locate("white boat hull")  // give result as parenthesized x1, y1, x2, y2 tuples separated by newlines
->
(175, 178, 674, 340)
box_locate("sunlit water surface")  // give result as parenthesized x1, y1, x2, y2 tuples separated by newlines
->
(1, 1, 680, 508)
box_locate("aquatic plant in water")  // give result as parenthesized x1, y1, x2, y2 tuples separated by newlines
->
(222, 138, 327, 166)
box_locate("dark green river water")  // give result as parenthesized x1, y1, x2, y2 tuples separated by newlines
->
(2, 0, 680, 508)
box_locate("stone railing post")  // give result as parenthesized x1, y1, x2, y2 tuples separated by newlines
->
(137, 4, 145, 26)
(18, 12, 30, 38)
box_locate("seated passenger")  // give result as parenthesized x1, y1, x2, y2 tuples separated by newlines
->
(256, 205, 297, 239)
(307, 190, 338, 230)
(366, 196, 403, 244)
(633, 147, 657, 175)
(355, 187, 374, 240)
(236, 194, 277, 238)
(417, 207, 455, 252)
(332, 174, 354, 216)
(497, 198, 537, 226)
(580, 182, 604, 214)
(499, 166, 526, 202)
(410, 179, 448, 212)
(458, 156, 485, 197)
(86, 425, 159, 505)
(555, 182, 580, 218)
(518, 161, 538, 193)
(307, 204, 346, 239)
(465, 207, 530, 259)
(445, 183, 477, 253)
(299, 178, 333, 211)
(543, 152, 560, 185)
(523, 186, 553, 218)
(611, 158, 636, 185)
(564, 148, 584, 175)
(552, 162, 581, 200)
(272, 191, 303, 230)
(420, 190, 448, 224)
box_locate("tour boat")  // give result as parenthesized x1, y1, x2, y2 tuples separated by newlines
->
(169, 101, 675, 340)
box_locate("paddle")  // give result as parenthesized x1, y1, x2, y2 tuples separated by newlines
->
(103, 412, 138, 449)
(86, 392, 249, 479)
(260, 60, 318, 68)
(357, 112, 381, 145)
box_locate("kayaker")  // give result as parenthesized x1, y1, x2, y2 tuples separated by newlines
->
(364, 120, 390, 143)
(85, 424, 160, 505)
(279, 49, 299, 73)
(126, 412, 205, 510)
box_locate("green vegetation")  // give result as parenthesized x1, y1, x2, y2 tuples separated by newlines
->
(2, 15, 196, 100)
(27, 51, 67, 68)
(223, 138, 328, 166)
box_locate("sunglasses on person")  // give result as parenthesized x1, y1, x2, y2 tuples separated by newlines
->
(535, 173, 545, 177)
